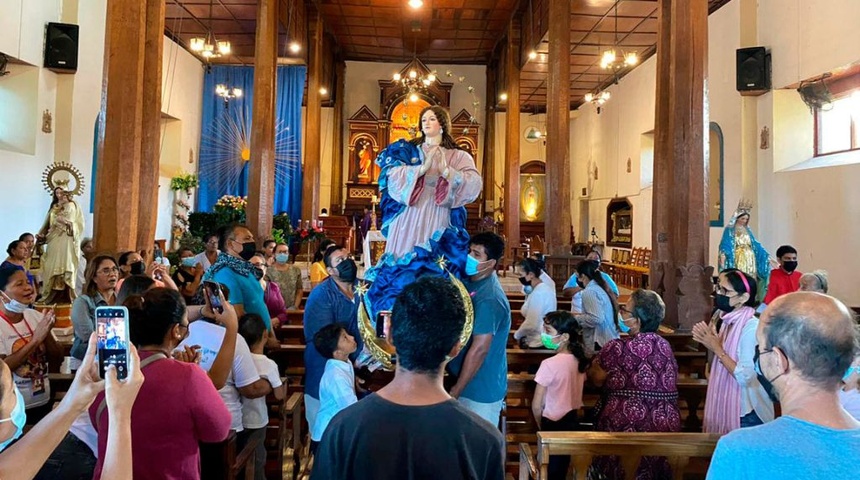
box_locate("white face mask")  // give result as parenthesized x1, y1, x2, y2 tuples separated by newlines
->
(1, 292, 27, 314)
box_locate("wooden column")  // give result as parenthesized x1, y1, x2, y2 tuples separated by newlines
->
(94, 0, 146, 254)
(302, 12, 323, 222)
(246, 0, 278, 243)
(330, 59, 346, 214)
(504, 22, 521, 260)
(482, 64, 496, 207)
(651, 0, 712, 330)
(545, 0, 571, 256)
(136, 0, 165, 258)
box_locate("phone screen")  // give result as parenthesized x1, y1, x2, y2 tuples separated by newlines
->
(96, 306, 130, 380)
(204, 281, 224, 313)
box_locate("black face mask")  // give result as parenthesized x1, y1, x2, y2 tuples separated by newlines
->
(782, 261, 798, 273)
(252, 267, 264, 281)
(754, 345, 781, 403)
(518, 276, 530, 286)
(236, 241, 257, 261)
(714, 294, 735, 313)
(129, 261, 145, 275)
(336, 258, 358, 283)
(576, 279, 585, 289)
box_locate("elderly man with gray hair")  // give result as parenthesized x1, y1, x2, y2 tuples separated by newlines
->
(707, 292, 860, 479)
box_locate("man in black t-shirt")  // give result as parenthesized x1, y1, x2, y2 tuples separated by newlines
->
(311, 277, 505, 480)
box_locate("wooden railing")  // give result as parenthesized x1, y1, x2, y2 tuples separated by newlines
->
(519, 432, 719, 480)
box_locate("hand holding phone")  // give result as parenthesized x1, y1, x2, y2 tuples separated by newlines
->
(96, 306, 131, 380)
(203, 281, 224, 314)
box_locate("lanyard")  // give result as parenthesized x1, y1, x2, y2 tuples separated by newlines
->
(0, 309, 34, 344)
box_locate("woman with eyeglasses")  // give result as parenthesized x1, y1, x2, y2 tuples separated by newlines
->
(70, 255, 118, 372)
(588, 289, 681, 479)
(88, 288, 231, 479)
(692, 268, 774, 434)
(250, 253, 289, 338)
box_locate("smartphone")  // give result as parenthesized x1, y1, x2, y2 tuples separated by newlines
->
(95, 306, 130, 380)
(203, 280, 224, 314)
(154, 246, 164, 263)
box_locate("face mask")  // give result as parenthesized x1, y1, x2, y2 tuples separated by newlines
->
(518, 276, 530, 286)
(844, 365, 859, 382)
(754, 347, 781, 403)
(783, 261, 798, 273)
(1, 292, 28, 314)
(0, 387, 26, 452)
(714, 294, 735, 313)
(465, 255, 481, 276)
(335, 258, 358, 283)
(576, 279, 585, 289)
(275, 253, 289, 264)
(541, 332, 561, 350)
(181, 257, 197, 268)
(252, 267, 264, 281)
(129, 261, 145, 275)
(236, 241, 257, 261)
(523, 285, 534, 295)
(618, 315, 633, 333)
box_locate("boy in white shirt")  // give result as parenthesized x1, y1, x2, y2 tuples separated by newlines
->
(238, 314, 286, 480)
(310, 323, 358, 453)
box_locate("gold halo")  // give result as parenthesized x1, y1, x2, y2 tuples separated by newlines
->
(42, 162, 85, 197)
(357, 272, 474, 371)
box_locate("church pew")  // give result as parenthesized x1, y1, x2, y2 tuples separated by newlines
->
(200, 430, 262, 480)
(518, 431, 719, 480)
(277, 324, 305, 344)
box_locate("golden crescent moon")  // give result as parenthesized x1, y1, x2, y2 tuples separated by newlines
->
(357, 271, 474, 372)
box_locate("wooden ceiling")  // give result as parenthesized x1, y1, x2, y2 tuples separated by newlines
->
(164, 0, 732, 107)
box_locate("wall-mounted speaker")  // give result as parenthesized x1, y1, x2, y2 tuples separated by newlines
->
(736, 46, 770, 92)
(44, 22, 79, 73)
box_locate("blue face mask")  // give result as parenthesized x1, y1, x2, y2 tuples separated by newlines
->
(844, 365, 859, 382)
(180, 257, 197, 268)
(0, 387, 26, 452)
(0, 292, 27, 314)
(618, 315, 632, 333)
(275, 253, 289, 264)
(465, 255, 481, 276)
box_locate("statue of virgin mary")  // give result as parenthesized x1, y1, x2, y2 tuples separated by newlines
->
(364, 105, 482, 319)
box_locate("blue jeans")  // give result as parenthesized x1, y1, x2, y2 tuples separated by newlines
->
(34, 433, 96, 480)
(740, 410, 764, 428)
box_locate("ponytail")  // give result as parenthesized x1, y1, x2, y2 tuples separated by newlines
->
(577, 260, 619, 325)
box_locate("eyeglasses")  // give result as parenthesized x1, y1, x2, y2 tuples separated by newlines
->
(250, 262, 266, 268)
(715, 286, 738, 296)
(97, 267, 119, 275)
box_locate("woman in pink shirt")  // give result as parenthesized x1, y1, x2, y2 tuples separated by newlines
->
(89, 288, 231, 480)
(532, 311, 589, 480)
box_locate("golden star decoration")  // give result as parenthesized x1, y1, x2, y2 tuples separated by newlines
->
(434, 256, 449, 272)
(354, 281, 370, 297)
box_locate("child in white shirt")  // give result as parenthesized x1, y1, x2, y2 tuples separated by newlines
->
(310, 323, 358, 453)
(238, 314, 286, 480)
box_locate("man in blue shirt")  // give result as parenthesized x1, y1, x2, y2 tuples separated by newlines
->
(303, 245, 363, 431)
(204, 224, 272, 329)
(448, 232, 511, 427)
(707, 292, 860, 479)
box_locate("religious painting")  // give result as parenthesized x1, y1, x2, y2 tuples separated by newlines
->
(350, 134, 378, 184)
(388, 98, 431, 144)
(606, 198, 633, 248)
(520, 174, 545, 222)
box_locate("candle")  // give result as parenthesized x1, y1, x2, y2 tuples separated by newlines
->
(371, 195, 378, 204)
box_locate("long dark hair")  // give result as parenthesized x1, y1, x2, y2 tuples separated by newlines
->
(51, 187, 66, 208)
(543, 311, 589, 373)
(576, 260, 619, 325)
(409, 105, 461, 150)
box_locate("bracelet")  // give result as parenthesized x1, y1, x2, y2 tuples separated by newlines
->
(199, 305, 206, 318)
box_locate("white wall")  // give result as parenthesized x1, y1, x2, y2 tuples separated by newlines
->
(0, 1, 204, 248)
(565, 0, 860, 305)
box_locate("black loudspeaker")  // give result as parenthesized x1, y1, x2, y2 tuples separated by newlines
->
(736, 47, 770, 92)
(44, 22, 79, 73)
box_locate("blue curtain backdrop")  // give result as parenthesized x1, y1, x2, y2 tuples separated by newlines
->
(197, 65, 306, 222)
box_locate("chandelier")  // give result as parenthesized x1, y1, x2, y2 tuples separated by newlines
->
(392, 67, 437, 104)
(600, 1, 638, 72)
(584, 90, 611, 113)
(215, 84, 242, 107)
(189, 0, 231, 60)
